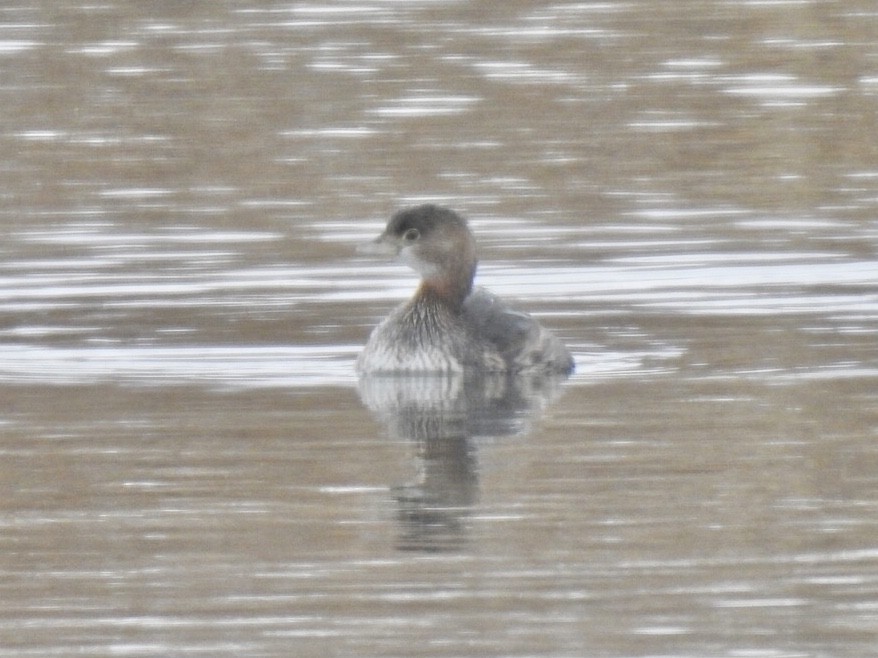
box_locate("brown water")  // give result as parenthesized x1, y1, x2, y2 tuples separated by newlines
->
(2, 2, 878, 656)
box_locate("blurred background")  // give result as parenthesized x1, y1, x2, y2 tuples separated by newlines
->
(1, 2, 877, 656)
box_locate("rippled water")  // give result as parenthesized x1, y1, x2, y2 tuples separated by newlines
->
(2, 2, 877, 657)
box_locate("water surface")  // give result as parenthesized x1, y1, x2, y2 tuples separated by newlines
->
(1, 2, 877, 657)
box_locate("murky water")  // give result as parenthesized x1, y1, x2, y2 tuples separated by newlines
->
(2, 2, 877, 656)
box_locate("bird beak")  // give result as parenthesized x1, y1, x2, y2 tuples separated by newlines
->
(357, 233, 398, 257)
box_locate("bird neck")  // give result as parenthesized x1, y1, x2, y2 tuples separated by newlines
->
(416, 269, 474, 311)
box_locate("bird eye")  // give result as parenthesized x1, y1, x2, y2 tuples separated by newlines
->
(403, 228, 420, 242)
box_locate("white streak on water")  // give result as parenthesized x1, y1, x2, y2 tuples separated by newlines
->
(0, 345, 358, 388)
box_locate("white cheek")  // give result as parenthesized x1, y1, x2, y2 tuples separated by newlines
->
(399, 246, 441, 279)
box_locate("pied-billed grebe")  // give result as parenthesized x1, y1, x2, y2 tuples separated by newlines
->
(357, 205, 574, 375)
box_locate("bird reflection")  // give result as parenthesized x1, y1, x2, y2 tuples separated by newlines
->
(357, 372, 568, 552)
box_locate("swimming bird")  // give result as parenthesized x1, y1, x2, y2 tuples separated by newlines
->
(357, 204, 574, 375)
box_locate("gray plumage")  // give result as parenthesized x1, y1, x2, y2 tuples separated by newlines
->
(357, 205, 574, 375)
